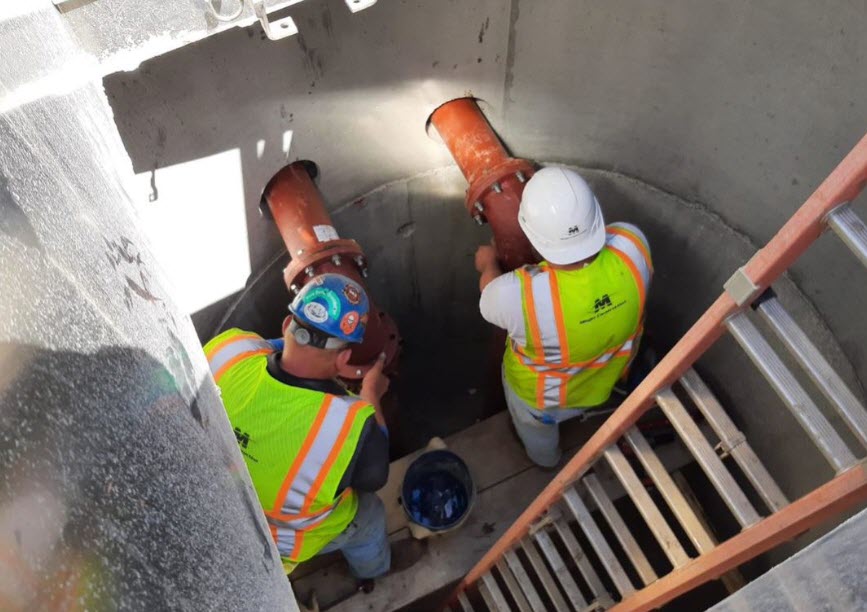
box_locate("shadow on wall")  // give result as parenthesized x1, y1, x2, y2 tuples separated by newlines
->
(103, 0, 514, 333)
(0, 342, 282, 610)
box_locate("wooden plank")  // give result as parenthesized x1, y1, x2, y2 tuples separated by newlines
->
(382, 410, 607, 537)
(326, 466, 562, 612)
(583, 473, 657, 586)
(503, 550, 545, 611)
(609, 462, 867, 612)
(671, 471, 746, 594)
(455, 132, 867, 593)
(457, 591, 474, 612)
(533, 528, 588, 610)
(480, 572, 510, 611)
(552, 518, 610, 603)
(495, 558, 532, 612)
(561, 487, 636, 597)
(520, 539, 569, 611)
(295, 411, 657, 608)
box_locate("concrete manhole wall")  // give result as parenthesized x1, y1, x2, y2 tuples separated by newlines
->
(103, 0, 867, 565)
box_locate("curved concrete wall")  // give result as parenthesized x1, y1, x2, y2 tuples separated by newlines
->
(105, 0, 867, 547)
(0, 5, 294, 608)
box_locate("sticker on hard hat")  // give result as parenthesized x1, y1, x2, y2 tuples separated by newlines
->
(303, 287, 341, 319)
(340, 311, 360, 335)
(303, 302, 329, 324)
(343, 284, 361, 305)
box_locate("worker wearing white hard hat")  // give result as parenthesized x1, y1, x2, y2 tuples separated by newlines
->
(475, 167, 653, 467)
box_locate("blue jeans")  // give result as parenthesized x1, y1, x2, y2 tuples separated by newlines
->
(318, 492, 390, 579)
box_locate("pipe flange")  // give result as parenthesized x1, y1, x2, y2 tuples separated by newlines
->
(464, 158, 536, 217)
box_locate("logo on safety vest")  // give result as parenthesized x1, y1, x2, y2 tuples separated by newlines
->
(234, 426, 251, 449)
(594, 294, 613, 312)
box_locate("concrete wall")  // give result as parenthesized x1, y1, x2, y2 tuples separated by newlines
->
(106, 0, 867, 385)
(711, 507, 867, 611)
(103, 0, 867, 559)
(0, 3, 295, 609)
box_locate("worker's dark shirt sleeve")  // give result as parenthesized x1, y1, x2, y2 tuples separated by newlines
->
(337, 415, 389, 493)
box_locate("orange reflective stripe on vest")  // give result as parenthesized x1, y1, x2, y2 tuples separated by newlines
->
(264, 396, 367, 561)
(503, 223, 651, 409)
(206, 334, 272, 383)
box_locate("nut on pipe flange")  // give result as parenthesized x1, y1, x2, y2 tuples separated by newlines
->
(429, 97, 538, 271)
(261, 161, 400, 379)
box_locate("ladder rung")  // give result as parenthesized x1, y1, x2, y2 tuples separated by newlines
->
(533, 528, 588, 610)
(623, 427, 716, 555)
(457, 591, 475, 612)
(553, 518, 612, 606)
(656, 388, 761, 528)
(504, 549, 545, 611)
(562, 487, 636, 598)
(755, 294, 867, 451)
(827, 204, 867, 269)
(726, 312, 857, 472)
(495, 558, 532, 612)
(680, 368, 790, 512)
(480, 572, 510, 611)
(603, 444, 691, 568)
(520, 538, 569, 611)
(583, 473, 658, 586)
(478, 584, 500, 611)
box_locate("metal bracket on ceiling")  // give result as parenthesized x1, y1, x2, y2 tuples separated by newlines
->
(251, 0, 298, 40)
(344, 0, 377, 13)
(206, 0, 375, 40)
(206, 0, 297, 39)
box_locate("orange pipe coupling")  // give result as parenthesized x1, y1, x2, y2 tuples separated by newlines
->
(261, 161, 400, 379)
(429, 97, 538, 271)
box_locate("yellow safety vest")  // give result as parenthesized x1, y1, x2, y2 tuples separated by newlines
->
(204, 329, 375, 573)
(503, 223, 653, 409)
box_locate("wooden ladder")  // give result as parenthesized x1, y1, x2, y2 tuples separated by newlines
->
(445, 134, 867, 611)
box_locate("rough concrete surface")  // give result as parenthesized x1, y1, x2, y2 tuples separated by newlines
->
(105, 0, 867, 406)
(710, 507, 867, 612)
(0, 5, 296, 609)
(5, 0, 865, 607)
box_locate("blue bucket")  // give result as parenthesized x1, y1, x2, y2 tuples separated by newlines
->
(401, 449, 475, 533)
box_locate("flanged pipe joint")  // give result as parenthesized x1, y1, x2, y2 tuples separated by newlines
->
(428, 97, 539, 271)
(260, 160, 400, 380)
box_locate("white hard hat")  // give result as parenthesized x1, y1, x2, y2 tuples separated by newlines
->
(518, 167, 605, 265)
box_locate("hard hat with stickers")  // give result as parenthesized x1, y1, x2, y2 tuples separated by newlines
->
(289, 273, 370, 348)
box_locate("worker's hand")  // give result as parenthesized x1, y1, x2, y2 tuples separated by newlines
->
(474, 245, 498, 273)
(360, 352, 390, 405)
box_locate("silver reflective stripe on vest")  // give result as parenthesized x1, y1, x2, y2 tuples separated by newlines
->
(526, 270, 565, 364)
(207, 335, 273, 378)
(607, 223, 652, 290)
(278, 396, 355, 516)
(514, 335, 635, 374)
(270, 509, 337, 558)
(267, 395, 360, 560)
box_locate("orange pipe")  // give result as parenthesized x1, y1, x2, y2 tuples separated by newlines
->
(429, 98, 511, 186)
(261, 161, 400, 379)
(429, 98, 538, 271)
(447, 130, 867, 604)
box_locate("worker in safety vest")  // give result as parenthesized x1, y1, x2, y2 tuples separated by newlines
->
(204, 273, 392, 580)
(475, 167, 652, 467)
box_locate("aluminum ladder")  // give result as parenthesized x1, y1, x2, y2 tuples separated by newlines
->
(445, 135, 867, 611)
